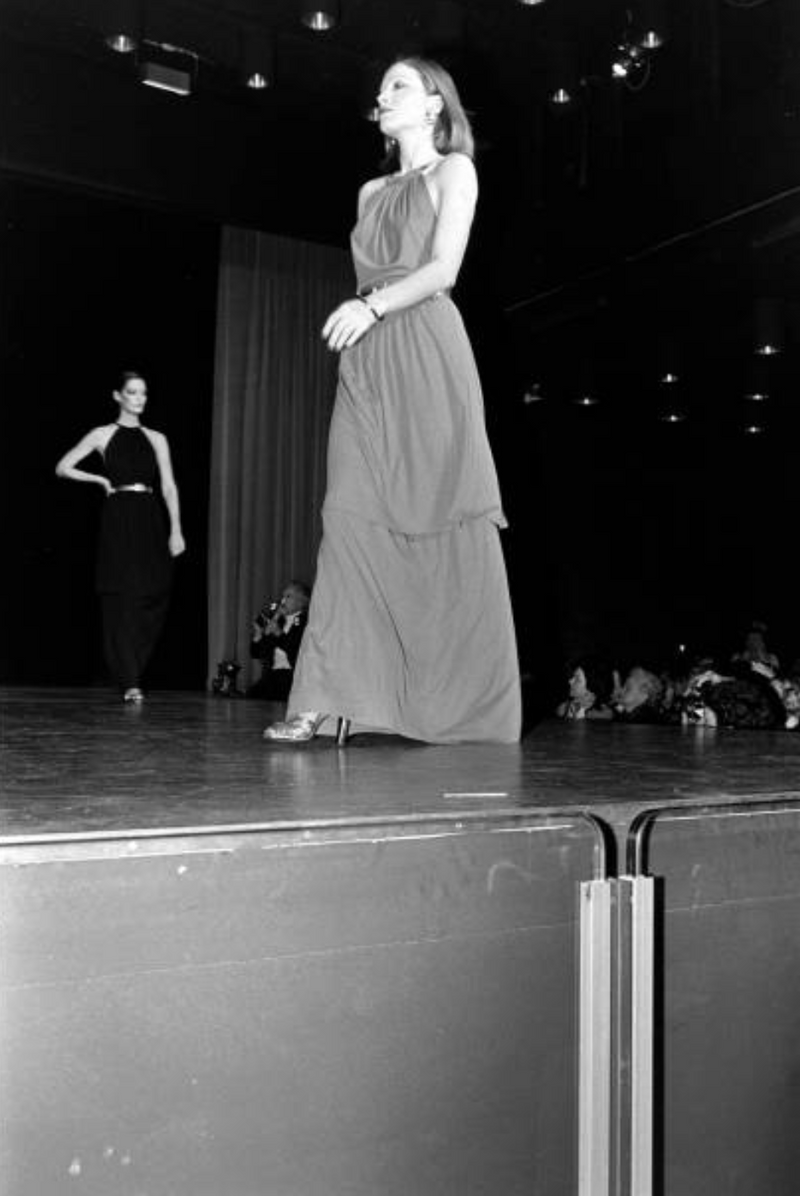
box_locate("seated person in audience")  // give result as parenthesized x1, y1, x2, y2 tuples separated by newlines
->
(612, 665, 665, 722)
(247, 581, 310, 701)
(730, 620, 780, 678)
(556, 659, 613, 720)
(679, 657, 785, 730)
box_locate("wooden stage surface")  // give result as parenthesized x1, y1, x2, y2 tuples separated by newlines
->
(2, 687, 799, 841)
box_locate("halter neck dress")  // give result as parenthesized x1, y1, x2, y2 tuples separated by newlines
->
(97, 425, 172, 595)
(95, 425, 173, 691)
(288, 161, 521, 743)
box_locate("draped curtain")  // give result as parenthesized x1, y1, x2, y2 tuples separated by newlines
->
(208, 226, 351, 688)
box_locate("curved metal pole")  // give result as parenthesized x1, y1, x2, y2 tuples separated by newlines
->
(626, 796, 800, 877)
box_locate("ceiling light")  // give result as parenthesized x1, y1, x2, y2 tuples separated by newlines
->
(517, 0, 548, 6)
(105, 0, 141, 53)
(612, 40, 646, 79)
(523, 382, 545, 404)
(550, 87, 573, 106)
(745, 423, 764, 435)
(744, 391, 768, 402)
(660, 410, 685, 423)
(242, 31, 274, 90)
(300, 1, 339, 31)
(638, 0, 668, 49)
(574, 394, 599, 407)
(660, 371, 679, 384)
(753, 296, 784, 356)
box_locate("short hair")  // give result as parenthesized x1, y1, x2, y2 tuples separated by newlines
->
(287, 580, 311, 602)
(382, 56, 474, 164)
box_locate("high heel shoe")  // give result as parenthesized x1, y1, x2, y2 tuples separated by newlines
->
(123, 687, 144, 704)
(263, 711, 351, 746)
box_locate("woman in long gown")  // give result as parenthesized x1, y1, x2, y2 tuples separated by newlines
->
(264, 56, 520, 744)
(55, 370, 185, 702)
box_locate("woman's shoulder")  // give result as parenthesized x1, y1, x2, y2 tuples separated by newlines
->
(141, 425, 167, 446)
(358, 175, 388, 206)
(434, 152, 477, 185)
(92, 423, 118, 448)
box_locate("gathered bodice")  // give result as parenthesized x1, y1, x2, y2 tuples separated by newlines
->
(351, 168, 437, 292)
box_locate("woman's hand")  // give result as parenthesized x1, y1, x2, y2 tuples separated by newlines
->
(322, 298, 378, 352)
(169, 531, 186, 558)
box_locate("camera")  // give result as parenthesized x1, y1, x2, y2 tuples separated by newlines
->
(256, 601, 279, 629)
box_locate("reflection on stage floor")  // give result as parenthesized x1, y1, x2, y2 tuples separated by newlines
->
(2, 687, 798, 839)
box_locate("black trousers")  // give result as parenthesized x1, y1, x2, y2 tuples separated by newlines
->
(101, 590, 171, 690)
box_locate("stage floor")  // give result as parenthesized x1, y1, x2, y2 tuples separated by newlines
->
(2, 687, 798, 840)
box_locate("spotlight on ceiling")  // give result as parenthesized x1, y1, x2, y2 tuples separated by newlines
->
(523, 382, 546, 404)
(242, 31, 274, 90)
(611, 39, 647, 80)
(549, 87, 573, 106)
(754, 296, 784, 356)
(641, 29, 664, 50)
(138, 42, 197, 96)
(660, 371, 679, 384)
(517, 0, 548, 6)
(105, 0, 141, 53)
(574, 394, 599, 407)
(660, 410, 685, 424)
(300, 0, 339, 31)
(638, 0, 668, 50)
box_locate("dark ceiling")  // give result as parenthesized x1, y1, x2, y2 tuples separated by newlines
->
(2, 0, 800, 429)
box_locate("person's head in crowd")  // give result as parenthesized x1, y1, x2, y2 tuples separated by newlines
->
(613, 665, 664, 716)
(732, 619, 780, 676)
(279, 581, 310, 617)
(557, 656, 614, 719)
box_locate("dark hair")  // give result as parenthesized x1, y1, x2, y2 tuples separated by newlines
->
(115, 370, 146, 390)
(287, 580, 311, 601)
(382, 56, 474, 165)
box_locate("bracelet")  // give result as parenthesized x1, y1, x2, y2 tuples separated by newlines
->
(356, 294, 385, 321)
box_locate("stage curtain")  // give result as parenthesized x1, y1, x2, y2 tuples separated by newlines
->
(208, 226, 351, 689)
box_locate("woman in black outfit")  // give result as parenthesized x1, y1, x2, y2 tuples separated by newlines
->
(56, 370, 185, 702)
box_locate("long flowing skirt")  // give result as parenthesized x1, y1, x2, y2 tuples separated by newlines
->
(288, 508, 521, 743)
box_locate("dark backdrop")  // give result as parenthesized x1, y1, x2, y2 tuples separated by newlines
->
(0, 179, 218, 687)
(3, 173, 796, 699)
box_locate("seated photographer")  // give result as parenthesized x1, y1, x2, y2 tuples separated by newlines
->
(247, 581, 311, 701)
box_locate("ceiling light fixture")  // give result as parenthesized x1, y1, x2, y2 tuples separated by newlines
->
(754, 296, 784, 356)
(300, 1, 339, 31)
(105, 0, 141, 53)
(241, 30, 274, 90)
(138, 41, 198, 96)
(637, 0, 668, 49)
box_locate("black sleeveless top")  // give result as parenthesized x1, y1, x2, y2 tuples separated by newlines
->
(95, 426, 172, 594)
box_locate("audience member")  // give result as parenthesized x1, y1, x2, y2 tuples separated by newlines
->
(612, 665, 665, 723)
(555, 659, 614, 720)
